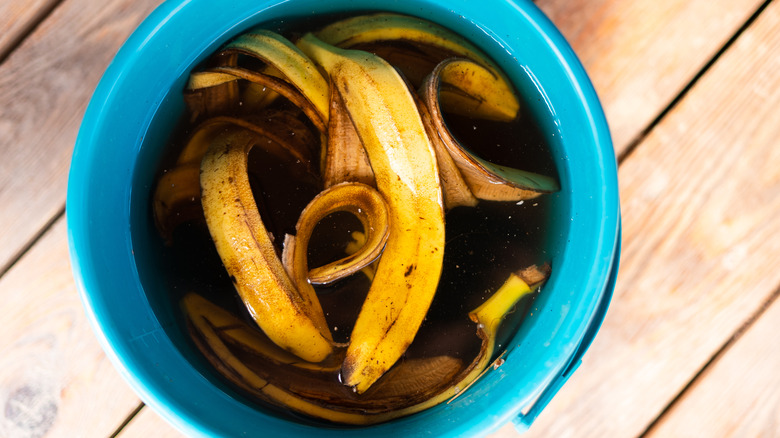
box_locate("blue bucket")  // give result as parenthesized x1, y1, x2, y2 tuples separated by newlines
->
(67, 0, 620, 435)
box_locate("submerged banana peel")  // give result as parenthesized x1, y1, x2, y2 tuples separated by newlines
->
(152, 112, 319, 242)
(299, 33, 446, 393)
(181, 263, 548, 424)
(200, 127, 333, 362)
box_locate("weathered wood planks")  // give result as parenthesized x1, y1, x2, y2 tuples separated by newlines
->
(536, 0, 766, 154)
(0, 0, 60, 60)
(645, 293, 780, 437)
(492, 1, 780, 436)
(640, 5, 780, 435)
(0, 218, 140, 437)
(0, 0, 162, 275)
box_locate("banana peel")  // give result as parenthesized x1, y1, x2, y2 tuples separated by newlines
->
(421, 58, 560, 201)
(200, 127, 333, 362)
(313, 13, 513, 95)
(181, 263, 549, 424)
(222, 29, 330, 124)
(298, 33, 446, 393)
(156, 13, 561, 416)
(281, 182, 389, 286)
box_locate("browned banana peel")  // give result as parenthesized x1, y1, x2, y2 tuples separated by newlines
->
(414, 92, 478, 210)
(183, 71, 239, 122)
(422, 58, 560, 201)
(181, 263, 549, 424)
(200, 127, 333, 362)
(322, 85, 375, 188)
(281, 182, 389, 286)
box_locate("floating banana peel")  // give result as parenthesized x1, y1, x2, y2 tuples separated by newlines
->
(282, 182, 389, 286)
(222, 29, 330, 124)
(421, 58, 560, 201)
(151, 12, 562, 422)
(182, 264, 548, 424)
(298, 33, 446, 393)
(313, 12, 514, 93)
(200, 127, 333, 362)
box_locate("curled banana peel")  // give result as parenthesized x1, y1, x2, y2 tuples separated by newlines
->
(281, 182, 389, 286)
(421, 58, 560, 201)
(298, 33, 447, 393)
(181, 263, 549, 424)
(183, 70, 239, 122)
(200, 127, 333, 363)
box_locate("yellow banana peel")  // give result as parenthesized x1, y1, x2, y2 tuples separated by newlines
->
(200, 127, 333, 362)
(298, 33, 447, 393)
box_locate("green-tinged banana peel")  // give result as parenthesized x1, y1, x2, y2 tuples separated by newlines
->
(298, 33, 446, 393)
(281, 182, 389, 286)
(421, 58, 560, 201)
(200, 127, 333, 362)
(222, 29, 330, 124)
(181, 264, 548, 424)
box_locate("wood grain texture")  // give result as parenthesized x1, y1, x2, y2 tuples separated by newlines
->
(536, 0, 765, 154)
(117, 407, 185, 438)
(0, 218, 140, 438)
(491, 2, 780, 437)
(645, 292, 780, 437)
(0, 0, 162, 275)
(0, 0, 59, 60)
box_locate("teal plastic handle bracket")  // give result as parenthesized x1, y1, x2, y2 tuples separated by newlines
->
(513, 224, 621, 433)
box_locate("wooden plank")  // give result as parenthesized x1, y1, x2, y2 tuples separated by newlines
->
(645, 291, 780, 437)
(117, 407, 184, 438)
(0, 218, 140, 437)
(491, 2, 780, 437)
(0, 0, 59, 60)
(0, 0, 162, 274)
(536, 0, 765, 154)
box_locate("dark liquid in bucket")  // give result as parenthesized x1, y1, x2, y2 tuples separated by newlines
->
(151, 15, 557, 424)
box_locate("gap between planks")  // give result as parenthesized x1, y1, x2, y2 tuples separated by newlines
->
(617, 0, 776, 165)
(110, 402, 146, 438)
(639, 284, 780, 437)
(0, 204, 64, 280)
